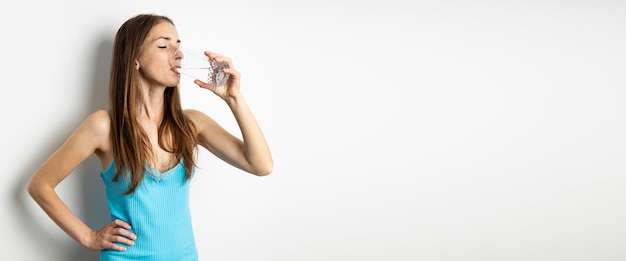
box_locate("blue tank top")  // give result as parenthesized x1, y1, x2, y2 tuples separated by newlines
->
(99, 159, 198, 261)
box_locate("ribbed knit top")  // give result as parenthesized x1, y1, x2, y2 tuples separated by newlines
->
(99, 159, 198, 261)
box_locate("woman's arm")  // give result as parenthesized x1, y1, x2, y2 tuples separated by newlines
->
(27, 110, 135, 251)
(187, 51, 273, 176)
(187, 96, 273, 176)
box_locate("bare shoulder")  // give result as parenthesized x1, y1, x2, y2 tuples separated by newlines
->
(183, 108, 206, 120)
(83, 110, 111, 136)
(79, 110, 112, 151)
(184, 109, 217, 130)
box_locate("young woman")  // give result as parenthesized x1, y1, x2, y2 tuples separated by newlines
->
(27, 13, 273, 260)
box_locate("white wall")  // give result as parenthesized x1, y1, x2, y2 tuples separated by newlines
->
(3, 0, 626, 260)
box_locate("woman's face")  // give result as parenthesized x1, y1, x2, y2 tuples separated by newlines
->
(136, 21, 182, 88)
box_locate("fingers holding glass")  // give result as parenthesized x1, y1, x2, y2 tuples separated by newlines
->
(175, 47, 230, 87)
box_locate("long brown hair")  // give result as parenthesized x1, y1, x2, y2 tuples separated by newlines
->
(109, 14, 197, 194)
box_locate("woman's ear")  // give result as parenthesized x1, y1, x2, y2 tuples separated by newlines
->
(135, 60, 140, 70)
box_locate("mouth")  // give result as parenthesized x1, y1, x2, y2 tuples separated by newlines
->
(172, 66, 181, 74)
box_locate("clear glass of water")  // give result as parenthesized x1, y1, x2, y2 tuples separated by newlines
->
(174, 47, 230, 87)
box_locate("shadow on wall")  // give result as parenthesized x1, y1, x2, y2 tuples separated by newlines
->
(13, 35, 114, 260)
(68, 33, 115, 261)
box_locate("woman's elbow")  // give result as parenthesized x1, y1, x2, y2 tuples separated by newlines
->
(254, 161, 273, 177)
(27, 179, 41, 200)
(27, 176, 50, 202)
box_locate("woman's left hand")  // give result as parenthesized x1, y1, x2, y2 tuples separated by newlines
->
(193, 51, 241, 101)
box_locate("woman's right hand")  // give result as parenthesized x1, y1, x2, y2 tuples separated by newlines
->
(85, 219, 136, 251)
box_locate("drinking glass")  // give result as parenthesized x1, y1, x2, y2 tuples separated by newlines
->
(175, 47, 230, 87)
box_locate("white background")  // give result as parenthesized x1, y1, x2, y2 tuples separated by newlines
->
(2, 0, 625, 260)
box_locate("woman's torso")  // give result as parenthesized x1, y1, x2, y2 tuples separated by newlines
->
(93, 109, 198, 260)
(99, 159, 198, 261)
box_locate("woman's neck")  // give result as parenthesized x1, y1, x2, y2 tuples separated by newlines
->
(139, 85, 167, 122)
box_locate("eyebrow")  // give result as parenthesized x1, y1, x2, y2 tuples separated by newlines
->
(155, 37, 181, 43)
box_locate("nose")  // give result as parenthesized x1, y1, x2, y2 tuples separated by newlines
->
(173, 48, 184, 60)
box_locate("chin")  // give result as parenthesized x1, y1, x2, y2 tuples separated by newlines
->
(166, 80, 181, 87)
